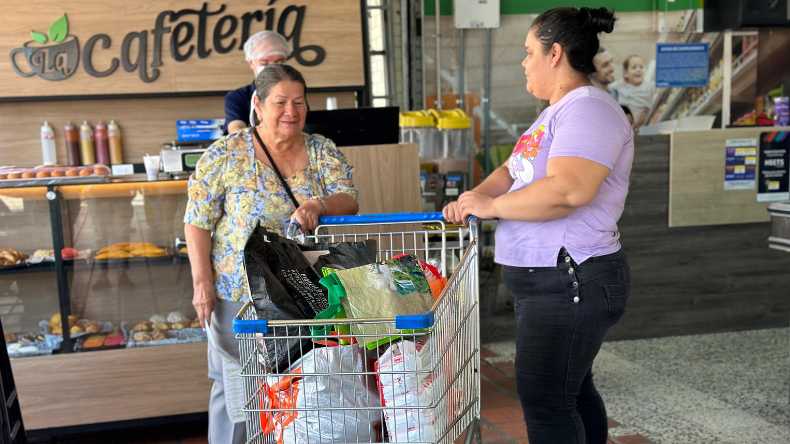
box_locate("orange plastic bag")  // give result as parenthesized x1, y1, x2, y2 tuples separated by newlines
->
(259, 368, 303, 443)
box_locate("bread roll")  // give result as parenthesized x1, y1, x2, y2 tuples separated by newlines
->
(133, 322, 152, 332)
(152, 328, 167, 341)
(133, 332, 153, 342)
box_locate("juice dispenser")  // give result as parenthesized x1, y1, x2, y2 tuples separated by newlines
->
(399, 110, 439, 160)
(429, 109, 475, 205)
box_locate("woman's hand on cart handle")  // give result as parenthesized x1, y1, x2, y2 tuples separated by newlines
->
(443, 201, 464, 225)
(445, 191, 496, 226)
(193, 282, 217, 329)
(290, 199, 323, 232)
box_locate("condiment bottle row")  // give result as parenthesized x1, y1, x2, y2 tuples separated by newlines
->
(44, 120, 124, 167)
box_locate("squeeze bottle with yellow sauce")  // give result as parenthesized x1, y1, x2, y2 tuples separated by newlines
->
(108, 120, 123, 164)
(79, 120, 96, 165)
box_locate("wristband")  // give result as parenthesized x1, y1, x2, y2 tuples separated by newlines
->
(311, 196, 327, 215)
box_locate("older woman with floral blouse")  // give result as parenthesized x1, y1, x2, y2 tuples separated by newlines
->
(183, 64, 358, 443)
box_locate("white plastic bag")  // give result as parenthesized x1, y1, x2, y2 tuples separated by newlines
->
(376, 339, 439, 442)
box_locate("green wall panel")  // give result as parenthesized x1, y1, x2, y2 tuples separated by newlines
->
(425, 0, 701, 16)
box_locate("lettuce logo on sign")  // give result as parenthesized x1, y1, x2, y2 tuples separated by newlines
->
(11, 14, 80, 80)
(9, 2, 327, 83)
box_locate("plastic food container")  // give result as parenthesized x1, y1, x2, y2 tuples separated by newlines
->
(399, 110, 440, 160)
(429, 108, 474, 160)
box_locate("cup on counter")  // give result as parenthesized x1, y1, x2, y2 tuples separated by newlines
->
(143, 155, 160, 181)
(326, 96, 338, 111)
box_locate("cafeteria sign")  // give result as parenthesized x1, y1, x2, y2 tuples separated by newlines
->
(10, 2, 327, 83)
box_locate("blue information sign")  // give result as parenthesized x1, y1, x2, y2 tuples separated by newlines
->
(656, 43, 709, 88)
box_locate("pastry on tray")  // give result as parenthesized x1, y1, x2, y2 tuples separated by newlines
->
(133, 321, 153, 332)
(94, 242, 168, 260)
(104, 334, 125, 347)
(151, 322, 170, 331)
(152, 328, 167, 341)
(83, 335, 106, 348)
(133, 332, 153, 342)
(0, 248, 24, 267)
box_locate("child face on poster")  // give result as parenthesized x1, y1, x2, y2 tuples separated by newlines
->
(623, 56, 645, 86)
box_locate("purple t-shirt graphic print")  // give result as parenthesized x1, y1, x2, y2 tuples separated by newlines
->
(495, 86, 634, 267)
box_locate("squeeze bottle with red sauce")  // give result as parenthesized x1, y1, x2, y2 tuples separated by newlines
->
(64, 121, 81, 166)
(95, 120, 110, 165)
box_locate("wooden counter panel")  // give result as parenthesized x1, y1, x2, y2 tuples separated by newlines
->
(669, 126, 790, 227)
(0, 92, 356, 169)
(12, 343, 210, 430)
(609, 135, 790, 340)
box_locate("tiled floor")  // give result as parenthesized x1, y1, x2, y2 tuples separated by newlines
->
(30, 328, 790, 443)
(450, 351, 652, 444)
(35, 346, 645, 444)
(483, 328, 790, 444)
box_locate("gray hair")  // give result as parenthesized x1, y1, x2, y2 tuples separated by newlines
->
(255, 64, 307, 103)
(243, 31, 291, 61)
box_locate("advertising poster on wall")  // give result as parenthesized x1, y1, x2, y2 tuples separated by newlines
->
(724, 138, 757, 190)
(757, 131, 790, 202)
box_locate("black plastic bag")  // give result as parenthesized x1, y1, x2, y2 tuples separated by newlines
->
(301, 239, 378, 271)
(244, 225, 328, 372)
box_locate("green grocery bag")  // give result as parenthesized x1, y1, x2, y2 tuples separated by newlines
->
(318, 255, 434, 350)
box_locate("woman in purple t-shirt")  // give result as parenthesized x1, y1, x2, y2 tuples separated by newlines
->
(444, 7, 633, 444)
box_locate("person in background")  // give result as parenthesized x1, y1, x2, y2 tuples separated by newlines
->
(224, 31, 290, 135)
(443, 6, 633, 444)
(589, 47, 618, 101)
(610, 55, 656, 127)
(621, 105, 637, 133)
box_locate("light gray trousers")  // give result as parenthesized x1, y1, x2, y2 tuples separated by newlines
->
(208, 298, 247, 444)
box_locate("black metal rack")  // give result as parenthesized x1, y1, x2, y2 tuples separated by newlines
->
(0, 316, 26, 444)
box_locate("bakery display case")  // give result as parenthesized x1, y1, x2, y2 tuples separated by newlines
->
(56, 180, 204, 351)
(0, 178, 211, 432)
(0, 179, 205, 356)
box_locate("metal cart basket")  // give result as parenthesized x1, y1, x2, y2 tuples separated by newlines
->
(233, 213, 481, 444)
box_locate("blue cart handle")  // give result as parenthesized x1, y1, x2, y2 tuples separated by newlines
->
(318, 212, 445, 225)
(287, 213, 479, 239)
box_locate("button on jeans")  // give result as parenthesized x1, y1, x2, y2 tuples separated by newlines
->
(501, 249, 631, 444)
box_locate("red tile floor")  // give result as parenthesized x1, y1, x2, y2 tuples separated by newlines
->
(453, 347, 653, 444)
(30, 347, 651, 444)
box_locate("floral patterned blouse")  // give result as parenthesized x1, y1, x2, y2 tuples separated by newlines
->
(184, 128, 358, 302)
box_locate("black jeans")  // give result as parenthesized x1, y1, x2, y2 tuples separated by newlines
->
(501, 249, 631, 444)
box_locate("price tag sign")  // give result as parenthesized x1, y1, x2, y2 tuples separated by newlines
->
(111, 164, 134, 176)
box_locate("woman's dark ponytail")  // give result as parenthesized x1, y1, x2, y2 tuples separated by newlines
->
(532, 7, 617, 75)
(581, 7, 616, 34)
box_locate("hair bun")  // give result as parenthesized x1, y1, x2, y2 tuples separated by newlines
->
(581, 7, 616, 34)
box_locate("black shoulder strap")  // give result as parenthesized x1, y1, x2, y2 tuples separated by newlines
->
(252, 127, 300, 209)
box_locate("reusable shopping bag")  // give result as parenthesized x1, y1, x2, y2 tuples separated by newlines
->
(244, 226, 327, 372)
(319, 255, 435, 350)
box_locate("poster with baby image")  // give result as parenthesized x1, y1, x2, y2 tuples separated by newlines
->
(589, 36, 658, 128)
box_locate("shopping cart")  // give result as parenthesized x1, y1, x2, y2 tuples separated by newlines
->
(233, 213, 481, 444)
